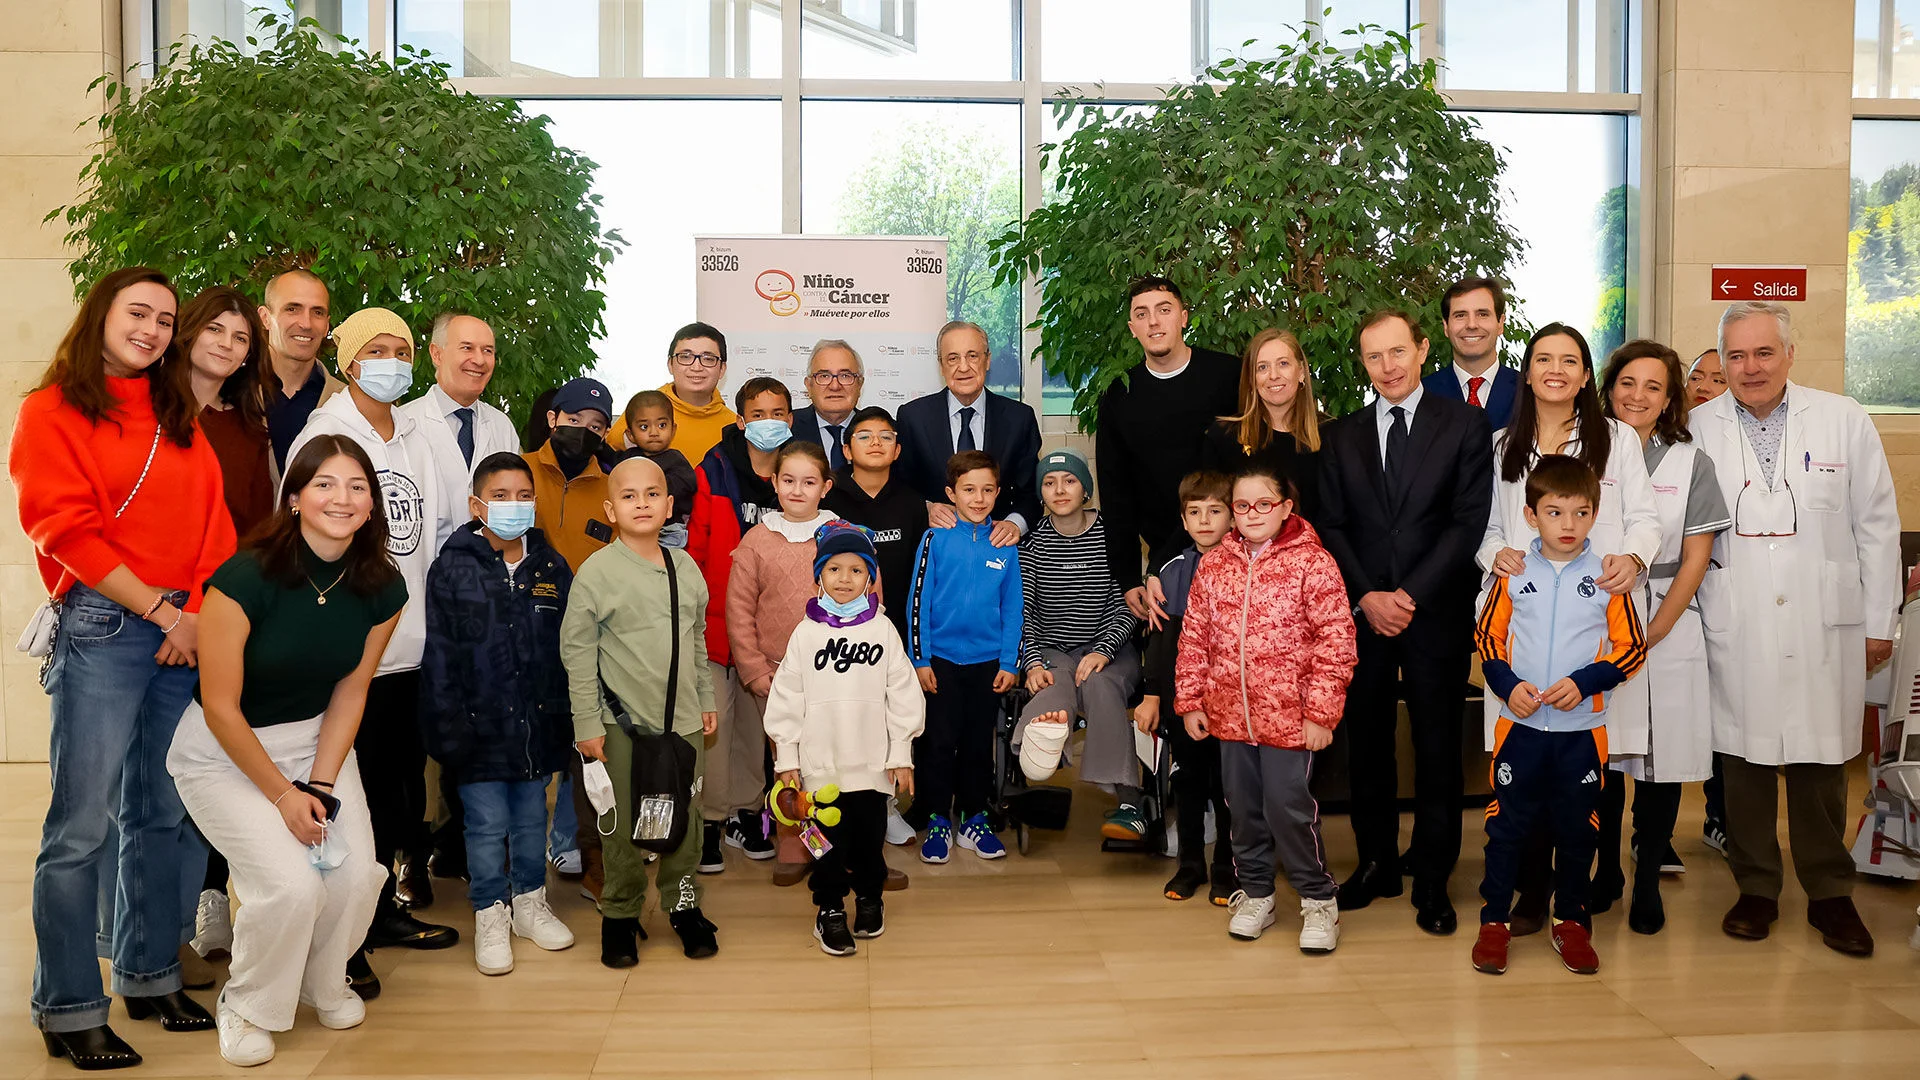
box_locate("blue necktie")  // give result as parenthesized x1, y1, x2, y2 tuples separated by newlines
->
(957, 406, 977, 453)
(454, 406, 475, 467)
(825, 424, 845, 471)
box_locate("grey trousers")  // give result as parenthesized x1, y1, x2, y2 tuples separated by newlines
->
(1718, 752, 1855, 902)
(1220, 740, 1335, 902)
(1014, 644, 1141, 787)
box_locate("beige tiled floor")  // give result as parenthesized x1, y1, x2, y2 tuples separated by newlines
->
(1, 762, 1917, 1079)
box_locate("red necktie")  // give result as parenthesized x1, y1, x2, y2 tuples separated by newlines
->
(1467, 376, 1485, 407)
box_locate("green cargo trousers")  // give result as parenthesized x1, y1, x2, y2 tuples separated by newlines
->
(599, 724, 706, 919)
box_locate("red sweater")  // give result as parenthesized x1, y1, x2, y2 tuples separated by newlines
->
(11, 378, 237, 612)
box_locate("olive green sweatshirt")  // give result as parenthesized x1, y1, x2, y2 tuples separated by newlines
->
(561, 540, 715, 742)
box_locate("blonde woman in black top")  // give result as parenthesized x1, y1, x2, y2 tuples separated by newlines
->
(166, 435, 406, 1068)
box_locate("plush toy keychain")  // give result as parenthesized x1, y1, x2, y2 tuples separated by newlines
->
(769, 779, 840, 858)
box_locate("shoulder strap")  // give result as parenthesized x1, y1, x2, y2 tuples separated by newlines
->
(114, 425, 162, 520)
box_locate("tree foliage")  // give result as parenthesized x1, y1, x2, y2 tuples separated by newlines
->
(1847, 162, 1920, 407)
(1591, 183, 1639, 359)
(837, 120, 1022, 393)
(989, 23, 1526, 423)
(51, 9, 624, 421)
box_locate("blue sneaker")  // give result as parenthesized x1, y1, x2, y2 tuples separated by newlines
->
(956, 813, 1007, 860)
(920, 816, 952, 864)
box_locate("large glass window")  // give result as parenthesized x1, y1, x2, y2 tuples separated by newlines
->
(801, 101, 1023, 397)
(1438, 0, 1636, 93)
(1846, 119, 1920, 410)
(1460, 112, 1633, 356)
(803, 0, 1015, 79)
(157, 0, 368, 55)
(1856, 0, 1920, 97)
(396, 0, 780, 78)
(536, 100, 783, 391)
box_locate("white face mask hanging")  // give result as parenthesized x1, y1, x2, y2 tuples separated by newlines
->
(582, 755, 619, 836)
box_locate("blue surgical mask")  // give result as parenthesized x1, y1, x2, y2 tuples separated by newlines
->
(354, 358, 413, 403)
(819, 591, 871, 620)
(743, 418, 792, 452)
(308, 824, 349, 872)
(485, 500, 536, 541)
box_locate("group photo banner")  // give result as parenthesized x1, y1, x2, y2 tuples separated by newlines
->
(694, 235, 952, 410)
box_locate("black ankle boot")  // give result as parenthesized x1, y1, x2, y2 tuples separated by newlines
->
(601, 916, 641, 968)
(347, 948, 381, 1000)
(42, 1026, 142, 1070)
(669, 908, 719, 959)
(122, 989, 214, 1032)
(1627, 868, 1666, 935)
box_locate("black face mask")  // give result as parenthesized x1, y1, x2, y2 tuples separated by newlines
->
(549, 425, 603, 463)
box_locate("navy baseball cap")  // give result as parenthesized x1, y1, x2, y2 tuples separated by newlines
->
(551, 377, 613, 420)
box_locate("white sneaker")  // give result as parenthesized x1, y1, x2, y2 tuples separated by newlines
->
(475, 901, 515, 975)
(192, 889, 233, 958)
(300, 979, 366, 1031)
(1299, 897, 1340, 954)
(549, 849, 583, 876)
(511, 887, 575, 951)
(1227, 891, 1277, 941)
(217, 993, 275, 1067)
(885, 799, 916, 846)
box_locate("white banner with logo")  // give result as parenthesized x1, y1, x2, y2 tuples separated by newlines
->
(694, 235, 951, 410)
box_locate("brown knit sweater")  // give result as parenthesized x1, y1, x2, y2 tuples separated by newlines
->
(726, 521, 822, 690)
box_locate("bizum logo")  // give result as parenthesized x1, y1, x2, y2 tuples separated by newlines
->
(754, 269, 800, 317)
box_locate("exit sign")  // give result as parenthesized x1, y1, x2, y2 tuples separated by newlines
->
(1711, 265, 1807, 301)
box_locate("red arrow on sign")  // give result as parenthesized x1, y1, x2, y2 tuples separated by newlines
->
(1711, 265, 1807, 302)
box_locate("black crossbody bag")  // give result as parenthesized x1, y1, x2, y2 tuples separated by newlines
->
(601, 550, 698, 854)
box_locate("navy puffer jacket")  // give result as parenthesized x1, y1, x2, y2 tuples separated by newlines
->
(419, 522, 574, 784)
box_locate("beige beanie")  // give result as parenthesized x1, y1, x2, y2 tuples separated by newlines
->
(331, 307, 414, 374)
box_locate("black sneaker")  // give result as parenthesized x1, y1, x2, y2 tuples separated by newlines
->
(814, 908, 856, 956)
(698, 822, 725, 874)
(367, 906, 460, 950)
(669, 908, 719, 959)
(346, 948, 381, 1000)
(724, 813, 776, 860)
(852, 897, 885, 939)
(1209, 865, 1239, 908)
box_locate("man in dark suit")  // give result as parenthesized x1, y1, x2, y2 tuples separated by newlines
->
(1421, 276, 1520, 430)
(789, 339, 865, 471)
(896, 319, 1042, 544)
(1318, 308, 1494, 936)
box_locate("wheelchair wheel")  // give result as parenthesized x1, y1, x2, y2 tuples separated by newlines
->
(1016, 822, 1031, 856)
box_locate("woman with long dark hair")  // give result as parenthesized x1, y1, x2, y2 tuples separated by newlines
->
(1475, 322, 1660, 925)
(1599, 340, 1729, 933)
(167, 435, 405, 1067)
(1199, 327, 1325, 520)
(12, 267, 237, 1069)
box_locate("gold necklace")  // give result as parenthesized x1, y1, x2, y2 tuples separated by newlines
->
(307, 568, 348, 606)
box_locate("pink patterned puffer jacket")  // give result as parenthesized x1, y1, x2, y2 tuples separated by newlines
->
(1173, 515, 1358, 749)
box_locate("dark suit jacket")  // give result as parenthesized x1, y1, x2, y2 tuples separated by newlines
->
(1316, 394, 1493, 646)
(789, 405, 853, 465)
(1421, 363, 1519, 431)
(896, 388, 1042, 526)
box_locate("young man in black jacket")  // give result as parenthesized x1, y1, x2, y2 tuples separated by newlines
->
(419, 453, 579, 975)
(1093, 277, 1239, 622)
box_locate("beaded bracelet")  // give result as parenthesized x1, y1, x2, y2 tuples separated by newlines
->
(162, 609, 186, 635)
(141, 594, 166, 619)
(272, 784, 297, 806)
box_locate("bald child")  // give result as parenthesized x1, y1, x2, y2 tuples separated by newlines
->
(560, 453, 720, 967)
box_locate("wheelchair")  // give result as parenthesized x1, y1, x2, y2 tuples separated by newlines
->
(991, 684, 1172, 857)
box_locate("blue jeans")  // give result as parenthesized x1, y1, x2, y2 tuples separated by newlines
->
(460, 779, 549, 910)
(34, 585, 202, 1031)
(548, 773, 577, 859)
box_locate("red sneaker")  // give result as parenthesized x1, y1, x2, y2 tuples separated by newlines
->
(1551, 920, 1600, 974)
(1471, 922, 1510, 974)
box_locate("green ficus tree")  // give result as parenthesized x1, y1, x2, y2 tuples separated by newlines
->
(990, 23, 1528, 421)
(51, 10, 624, 421)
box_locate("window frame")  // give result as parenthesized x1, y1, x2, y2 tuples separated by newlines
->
(133, 0, 1650, 429)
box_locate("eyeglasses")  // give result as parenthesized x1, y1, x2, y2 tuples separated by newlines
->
(671, 351, 723, 369)
(1732, 452, 1797, 538)
(809, 370, 861, 386)
(849, 431, 897, 446)
(1232, 498, 1286, 516)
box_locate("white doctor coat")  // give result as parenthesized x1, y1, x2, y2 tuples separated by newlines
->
(1691, 382, 1901, 766)
(396, 383, 521, 556)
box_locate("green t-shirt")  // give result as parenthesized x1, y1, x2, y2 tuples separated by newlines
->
(202, 545, 409, 728)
